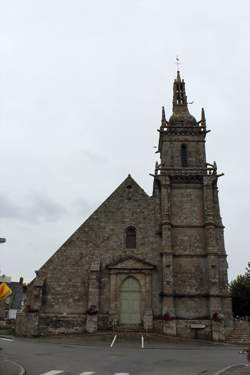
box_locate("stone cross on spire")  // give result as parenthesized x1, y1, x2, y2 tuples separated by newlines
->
(176, 56, 181, 71)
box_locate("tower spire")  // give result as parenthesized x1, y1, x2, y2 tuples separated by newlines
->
(169, 66, 197, 126)
(173, 70, 187, 109)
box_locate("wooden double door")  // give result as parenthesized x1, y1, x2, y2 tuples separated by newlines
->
(119, 277, 141, 325)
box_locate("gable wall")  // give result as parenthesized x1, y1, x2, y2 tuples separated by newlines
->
(28, 179, 162, 317)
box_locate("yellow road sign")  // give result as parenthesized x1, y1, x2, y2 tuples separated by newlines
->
(0, 283, 12, 300)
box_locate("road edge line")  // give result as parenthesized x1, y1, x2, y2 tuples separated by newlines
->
(213, 363, 248, 375)
(2, 359, 26, 375)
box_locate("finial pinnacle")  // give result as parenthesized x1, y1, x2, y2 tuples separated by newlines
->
(201, 107, 206, 125)
(161, 106, 167, 127)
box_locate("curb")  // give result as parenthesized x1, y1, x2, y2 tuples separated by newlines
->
(214, 363, 248, 375)
(1, 359, 26, 375)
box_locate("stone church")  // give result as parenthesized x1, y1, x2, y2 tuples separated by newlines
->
(17, 71, 233, 340)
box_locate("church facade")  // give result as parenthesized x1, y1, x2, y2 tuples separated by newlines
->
(16, 72, 233, 340)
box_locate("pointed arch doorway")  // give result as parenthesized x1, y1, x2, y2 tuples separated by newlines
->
(119, 277, 141, 325)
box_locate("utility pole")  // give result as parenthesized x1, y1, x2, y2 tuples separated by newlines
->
(0, 237, 6, 278)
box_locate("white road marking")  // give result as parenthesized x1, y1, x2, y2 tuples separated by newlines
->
(40, 371, 64, 375)
(214, 364, 248, 375)
(141, 335, 144, 349)
(110, 334, 117, 347)
(0, 337, 14, 342)
(40, 371, 130, 375)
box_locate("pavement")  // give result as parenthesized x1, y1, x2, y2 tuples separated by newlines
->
(0, 339, 26, 375)
(0, 334, 249, 375)
(0, 358, 26, 375)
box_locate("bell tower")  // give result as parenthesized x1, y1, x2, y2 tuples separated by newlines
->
(153, 70, 233, 340)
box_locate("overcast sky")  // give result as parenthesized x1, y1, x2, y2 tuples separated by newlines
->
(0, 0, 249, 282)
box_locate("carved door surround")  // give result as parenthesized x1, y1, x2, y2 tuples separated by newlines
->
(107, 256, 156, 328)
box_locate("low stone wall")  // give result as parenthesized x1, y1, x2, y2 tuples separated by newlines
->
(176, 320, 212, 340)
(16, 312, 233, 342)
(38, 314, 86, 336)
(16, 312, 39, 337)
(16, 312, 86, 337)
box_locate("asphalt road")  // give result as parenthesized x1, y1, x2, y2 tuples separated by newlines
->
(0, 334, 248, 375)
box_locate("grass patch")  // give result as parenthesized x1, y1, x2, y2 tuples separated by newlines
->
(0, 327, 15, 336)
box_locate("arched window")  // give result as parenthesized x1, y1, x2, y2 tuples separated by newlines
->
(125, 226, 136, 249)
(181, 143, 188, 167)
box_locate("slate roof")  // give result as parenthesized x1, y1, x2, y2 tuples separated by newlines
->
(8, 282, 24, 310)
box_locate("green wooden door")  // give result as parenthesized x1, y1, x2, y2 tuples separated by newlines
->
(120, 277, 141, 324)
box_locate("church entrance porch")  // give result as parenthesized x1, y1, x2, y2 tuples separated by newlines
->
(120, 277, 141, 325)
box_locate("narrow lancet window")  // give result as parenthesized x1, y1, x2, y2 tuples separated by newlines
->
(181, 143, 188, 167)
(125, 226, 136, 249)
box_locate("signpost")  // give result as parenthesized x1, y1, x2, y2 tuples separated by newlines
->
(0, 236, 11, 301)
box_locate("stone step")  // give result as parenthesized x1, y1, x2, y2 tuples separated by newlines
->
(228, 340, 250, 344)
(226, 324, 250, 344)
(228, 335, 250, 338)
(230, 332, 250, 337)
(228, 334, 250, 338)
(230, 329, 250, 332)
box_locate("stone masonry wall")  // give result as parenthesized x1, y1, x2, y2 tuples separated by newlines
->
(21, 176, 162, 335)
(171, 185, 204, 226)
(161, 136, 206, 168)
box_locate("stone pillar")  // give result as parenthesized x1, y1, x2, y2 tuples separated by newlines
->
(222, 296, 234, 337)
(109, 271, 118, 328)
(86, 260, 100, 333)
(203, 176, 224, 340)
(211, 320, 225, 342)
(16, 312, 40, 337)
(160, 175, 176, 336)
(143, 272, 153, 330)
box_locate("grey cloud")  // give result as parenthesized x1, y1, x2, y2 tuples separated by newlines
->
(0, 195, 22, 219)
(0, 192, 67, 224)
(0, 0, 249, 282)
(80, 148, 106, 163)
(72, 197, 92, 217)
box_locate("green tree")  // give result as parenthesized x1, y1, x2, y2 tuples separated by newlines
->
(230, 263, 250, 318)
(246, 262, 250, 277)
